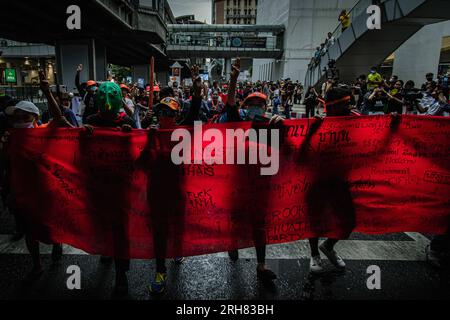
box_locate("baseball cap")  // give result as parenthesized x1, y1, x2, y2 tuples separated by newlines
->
(86, 80, 98, 87)
(160, 97, 180, 112)
(5, 101, 40, 117)
(243, 92, 268, 105)
(120, 84, 130, 91)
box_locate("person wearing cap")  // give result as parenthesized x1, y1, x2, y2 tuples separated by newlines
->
(119, 84, 135, 116)
(75, 64, 99, 123)
(147, 65, 206, 295)
(305, 85, 357, 275)
(5, 101, 41, 129)
(215, 58, 282, 284)
(2, 71, 84, 283)
(141, 87, 175, 129)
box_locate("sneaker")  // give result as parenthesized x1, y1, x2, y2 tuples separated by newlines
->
(309, 256, 324, 274)
(51, 244, 63, 262)
(173, 257, 185, 264)
(149, 272, 167, 294)
(319, 244, 346, 269)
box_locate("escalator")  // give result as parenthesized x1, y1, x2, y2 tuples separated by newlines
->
(305, 0, 450, 87)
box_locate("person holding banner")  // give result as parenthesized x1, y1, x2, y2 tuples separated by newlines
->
(147, 64, 207, 294)
(216, 58, 283, 283)
(306, 85, 357, 274)
(82, 82, 137, 297)
(2, 71, 85, 283)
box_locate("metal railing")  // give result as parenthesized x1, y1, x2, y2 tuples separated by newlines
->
(330, 0, 389, 41)
(305, 0, 389, 87)
(0, 86, 46, 103)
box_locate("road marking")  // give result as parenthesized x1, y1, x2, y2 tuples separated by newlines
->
(0, 233, 430, 261)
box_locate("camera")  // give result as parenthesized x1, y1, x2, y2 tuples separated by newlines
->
(403, 89, 423, 102)
(324, 59, 340, 82)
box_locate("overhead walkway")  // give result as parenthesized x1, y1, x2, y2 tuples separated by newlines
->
(305, 0, 450, 87)
(167, 24, 285, 59)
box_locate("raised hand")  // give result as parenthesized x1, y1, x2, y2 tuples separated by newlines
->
(190, 65, 203, 97)
(39, 70, 50, 93)
(76, 64, 83, 73)
(190, 65, 200, 80)
(230, 58, 241, 80)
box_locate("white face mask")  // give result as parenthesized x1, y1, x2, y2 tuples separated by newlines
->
(13, 122, 34, 129)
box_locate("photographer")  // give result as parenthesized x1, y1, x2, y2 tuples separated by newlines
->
(416, 85, 450, 116)
(363, 87, 389, 115)
(401, 81, 422, 114)
(386, 80, 405, 114)
(364, 85, 404, 115)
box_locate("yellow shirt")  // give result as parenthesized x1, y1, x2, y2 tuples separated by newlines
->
(367, 72, 382, 90)
(340, 14, 351, 28)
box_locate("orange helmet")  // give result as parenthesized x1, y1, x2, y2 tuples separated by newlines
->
(86, 80, 97, 87)
(160, 97, 180, 112)
(120, 84, 130, 91)
(243, 92, 268, 105)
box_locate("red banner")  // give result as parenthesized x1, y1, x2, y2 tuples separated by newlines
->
(8, 115, 450, 259)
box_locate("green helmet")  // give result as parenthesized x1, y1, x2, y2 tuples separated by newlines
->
(96, 82, 123, 115)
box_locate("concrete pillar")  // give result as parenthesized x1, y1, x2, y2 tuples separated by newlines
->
(55, 39, 107, 93)
(393, 21, 450, 86)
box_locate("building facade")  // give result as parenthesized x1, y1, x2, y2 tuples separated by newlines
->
(252, 0, 357, 82)
(212, 0, 258, 25)
(212, 0, 260, 80)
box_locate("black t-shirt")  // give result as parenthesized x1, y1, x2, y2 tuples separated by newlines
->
(421, 81, 437, 91)
(365, 93, 389, 113)
(82, 92, 98, 122)
(387, 91, 404, 114)
(85, 113, 137, 128)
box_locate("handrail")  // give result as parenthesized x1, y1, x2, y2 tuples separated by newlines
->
(305, 0, 390, 87)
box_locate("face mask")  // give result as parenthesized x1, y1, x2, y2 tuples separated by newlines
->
(96, 82, 123, 115)
(14, 122, 34, 129)
(247, 106, 265, 120)
(159, 117, 177, 129)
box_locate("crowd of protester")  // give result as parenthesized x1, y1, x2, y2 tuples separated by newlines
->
(0, 57, 449, 298)
(306, 67, 450, 118)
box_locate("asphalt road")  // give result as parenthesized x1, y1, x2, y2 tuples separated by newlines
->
(1, 208, 449, 300)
